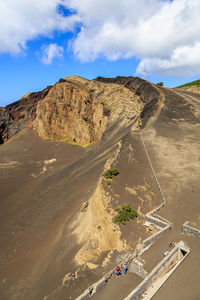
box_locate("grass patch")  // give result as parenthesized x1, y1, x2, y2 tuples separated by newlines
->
(106, 181, 111, 185)
(176, 79, 200, 88)
(114, 204, 138, 225)
(104, 168, 119, 179)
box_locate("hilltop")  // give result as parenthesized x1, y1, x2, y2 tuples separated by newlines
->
(175, 79, 200, 94)
(176, 79, 200, 88)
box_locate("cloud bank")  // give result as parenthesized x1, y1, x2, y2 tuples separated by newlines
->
(1, 0, 200, 76)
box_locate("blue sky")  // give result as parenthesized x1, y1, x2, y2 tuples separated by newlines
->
(0, 0, 200, 107)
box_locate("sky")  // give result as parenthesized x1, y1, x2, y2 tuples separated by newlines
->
(0, 0, 200, 107)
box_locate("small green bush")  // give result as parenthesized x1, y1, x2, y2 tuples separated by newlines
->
(112, 168, 119, 176)
(104, 168, 119, 179)
(106, 181, 111, 185)
(114, 204, 138, 225)
(157, 82, 164, 86)
(105, 170, 113, 179)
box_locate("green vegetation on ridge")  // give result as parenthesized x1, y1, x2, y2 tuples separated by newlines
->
(176, 79, 200, 88)
(114, 204, 138, 225)
(104, 168, 119, 179)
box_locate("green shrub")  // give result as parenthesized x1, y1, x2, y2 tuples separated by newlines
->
(112, 168, 119, 176)
(114, 204, 138, 225)
(104, 168, 119, 179)
(106, 181, 111, 185)
(157, 82, 164, 86)
(105, 170, 113, 179)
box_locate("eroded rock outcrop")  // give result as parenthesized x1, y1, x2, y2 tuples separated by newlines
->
(32, 80, 108, 143)
(0, 76, 163, 145)
(32, 76, 155, 143)
(72, 177, 127, 265)
(95, 76, 162, 128)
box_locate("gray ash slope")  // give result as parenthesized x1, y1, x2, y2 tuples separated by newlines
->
(0, 76, 200, 300)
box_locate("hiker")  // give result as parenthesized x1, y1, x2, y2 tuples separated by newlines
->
(164, 251, 169, 257)
(115, 267, 120, 276)
(89, 288, 93, 295)
(123, 264, 128, 275)
(169, 241, 173, 248)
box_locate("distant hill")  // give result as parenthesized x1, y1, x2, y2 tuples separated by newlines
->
(176, 79, 200, 88)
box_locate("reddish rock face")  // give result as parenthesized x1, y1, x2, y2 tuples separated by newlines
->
(6, 86, 51, 128)
(0, 87, 51, 144)
(0, 107, 16, 144)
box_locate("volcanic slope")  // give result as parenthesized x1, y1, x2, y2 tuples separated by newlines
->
(0, 76, 199, 300)
(90, 85, 200, 300)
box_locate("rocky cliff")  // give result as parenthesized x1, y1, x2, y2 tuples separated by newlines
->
(0, 107, 17, 143)
(0, 86, 51, 144)
(32, 79, 108, 143)
(0, 76, 163, 145)
(95, 76, 162, 128)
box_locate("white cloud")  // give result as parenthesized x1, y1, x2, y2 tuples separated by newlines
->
(65, 0, 200, 77)
(0, 0, 80, 54)
(41, 43, 64, 64)
(136, 42, 200, 77)
(1, 0, 200, 76)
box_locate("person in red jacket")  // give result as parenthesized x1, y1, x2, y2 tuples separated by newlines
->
(115, 267, 120, 276)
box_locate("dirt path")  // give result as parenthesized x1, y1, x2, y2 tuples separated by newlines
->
(91, 272, 141, 300)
